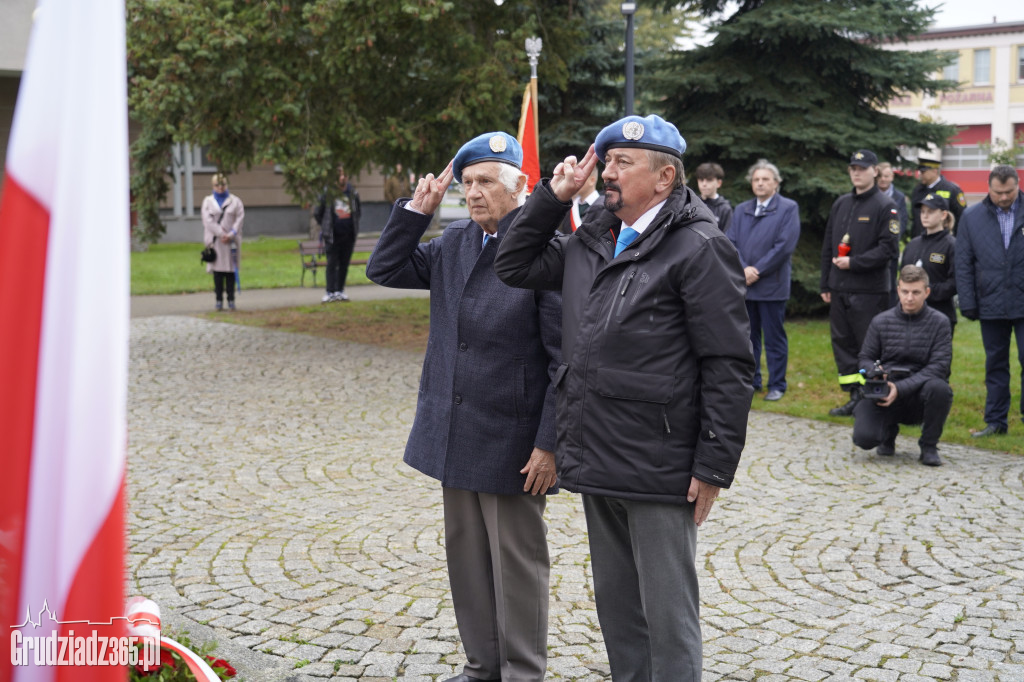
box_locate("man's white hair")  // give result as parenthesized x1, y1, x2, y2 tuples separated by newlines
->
(498, 163, 528, 206)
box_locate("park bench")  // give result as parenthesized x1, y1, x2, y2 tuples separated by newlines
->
(298, 240, 326, 287)
(299, 237, 377, 287)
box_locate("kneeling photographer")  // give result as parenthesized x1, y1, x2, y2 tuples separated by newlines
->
(852, 265, 953, 466)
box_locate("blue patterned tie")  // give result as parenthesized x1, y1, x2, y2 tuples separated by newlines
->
(614, 227, 639, 257)
(483, 233, 492, 247)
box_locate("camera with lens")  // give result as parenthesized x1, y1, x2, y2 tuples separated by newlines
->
(860, 362, 910, 401)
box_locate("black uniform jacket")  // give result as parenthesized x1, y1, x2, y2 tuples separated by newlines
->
(820, 185, 899, 295)
(494, 181, 755, 503)
(901, 230, 957, 328)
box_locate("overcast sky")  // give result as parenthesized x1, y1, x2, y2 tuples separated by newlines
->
(930, 0, 1024, 28)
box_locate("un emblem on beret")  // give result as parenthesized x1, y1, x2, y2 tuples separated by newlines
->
(489, 135, 507, 153)
(622, 121, 645, 141)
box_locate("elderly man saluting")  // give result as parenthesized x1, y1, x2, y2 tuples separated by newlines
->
(366, 132, 562, 682)
(495, 115, 754, 681)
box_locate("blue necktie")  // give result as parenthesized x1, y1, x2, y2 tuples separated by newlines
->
(755, 203, 765, 217)
(483, 233, 492, 247)
(614, 227, 639, 257)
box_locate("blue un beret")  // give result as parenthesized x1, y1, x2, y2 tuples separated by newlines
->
(595, 115, 687, 160)
(452, 132, 523, 183)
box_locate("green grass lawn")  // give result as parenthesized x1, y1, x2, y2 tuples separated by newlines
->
(759, 317, 1024, 455)
(133, 236, 1022, 457)
(130, 237, 372, 295)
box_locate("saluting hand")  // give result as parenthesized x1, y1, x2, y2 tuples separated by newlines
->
(408, 160, 454, 216)
(550, 145, 599, 203)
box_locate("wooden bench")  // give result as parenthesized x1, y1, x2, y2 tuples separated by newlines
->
(298, 240, 326, 287)
(300, 238, 376, 286)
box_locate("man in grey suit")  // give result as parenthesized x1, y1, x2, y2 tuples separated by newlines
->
(366, 132, 561, 682)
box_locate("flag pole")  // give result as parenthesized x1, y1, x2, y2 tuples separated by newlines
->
(519, 36, 542, 193)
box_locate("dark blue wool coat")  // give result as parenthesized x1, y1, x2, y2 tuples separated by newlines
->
(366, 201, 562, 495)
(728, 194, 801, 301)
(956, 195, 1024, 320)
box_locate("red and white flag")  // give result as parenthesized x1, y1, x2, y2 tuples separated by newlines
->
(0, 0, 129, 679)
(516, 80, 541, 194)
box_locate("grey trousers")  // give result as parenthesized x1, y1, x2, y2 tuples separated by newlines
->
(583, 494, 702, 682)
(443, 488, 549, 682)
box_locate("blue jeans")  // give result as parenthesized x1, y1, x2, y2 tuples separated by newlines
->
(979, 318, 1024, 429)
(746, 299, 788, 392)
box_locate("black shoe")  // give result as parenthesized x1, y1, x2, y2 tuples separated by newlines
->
(920, 446, 942, 466)
(764, 389, 784, 401)
(829, 388, 862, 417)
(971, 424, 1007, 438)
(876, 441, 895, 457)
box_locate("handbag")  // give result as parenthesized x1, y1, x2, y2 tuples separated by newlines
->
(200, 198, 232, 263)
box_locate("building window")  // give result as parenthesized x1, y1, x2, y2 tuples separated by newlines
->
(942, 145, 988, 169)
(943, 52, 959, 81)
(1019, 46, 1024, 82)
(973, 49, 990, 85)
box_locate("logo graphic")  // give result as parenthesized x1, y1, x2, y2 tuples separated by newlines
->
(10, 600, 160, 668)
(622, 121, 645, 141)
(488, 135, 507, 153)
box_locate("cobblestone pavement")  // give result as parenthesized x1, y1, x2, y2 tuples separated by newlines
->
(128, 316, 1024, 681)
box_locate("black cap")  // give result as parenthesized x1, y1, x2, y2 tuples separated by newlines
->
(849, 149, 879, 168)
(915, 192, 949, 211)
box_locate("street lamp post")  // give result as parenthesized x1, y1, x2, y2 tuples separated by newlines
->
(622, 2, 636, 116)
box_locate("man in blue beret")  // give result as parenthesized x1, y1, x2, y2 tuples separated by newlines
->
(366, 132, 562, 682)
(495, 115, 754, 680)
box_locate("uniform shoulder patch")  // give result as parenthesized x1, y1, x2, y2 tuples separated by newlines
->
(889, 219, 900, 235)
(929, 252, 946, 264)
(957, 192, 966, 207)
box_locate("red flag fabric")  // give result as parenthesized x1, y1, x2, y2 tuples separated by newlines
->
(517, 81, 541, 193)
(0, 0, 129, 679)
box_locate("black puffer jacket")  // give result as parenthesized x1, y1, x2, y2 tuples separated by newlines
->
(858, 304, 952, 396)
(495, 181, 754, 503)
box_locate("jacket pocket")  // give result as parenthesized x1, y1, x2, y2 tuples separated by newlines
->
(595, 367, 674, 404)
(513, 358, 529, 423)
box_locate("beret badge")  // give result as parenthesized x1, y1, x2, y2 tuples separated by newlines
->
(622, 121, 645, 141)
(489, 135, 507, 153)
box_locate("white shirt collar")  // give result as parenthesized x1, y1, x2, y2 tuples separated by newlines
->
(623, 199, 668, 235)
(575, 190, 600, 206)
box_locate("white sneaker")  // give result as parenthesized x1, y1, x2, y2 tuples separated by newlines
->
(336, 291, 349, 302)
(321, 292, 334, 303)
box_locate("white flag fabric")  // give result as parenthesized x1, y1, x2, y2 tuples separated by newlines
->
(0, 0, 129, 680)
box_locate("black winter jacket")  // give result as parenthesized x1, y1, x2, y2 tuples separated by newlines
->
(820, 186, 899, 294)
(901, 230, 956, 328)
(858, 304, 952, 397)
(494, 181, 755, 502)
(701, 194, 733, 233)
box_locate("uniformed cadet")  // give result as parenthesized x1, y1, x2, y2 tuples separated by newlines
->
(820, 149, 900, 417)
(910, 151, 966, 238)
(901, 193, 957, 335)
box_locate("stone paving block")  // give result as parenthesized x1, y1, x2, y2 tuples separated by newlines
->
(359, 652, 403, 677)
